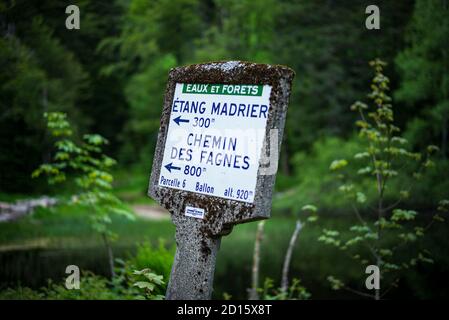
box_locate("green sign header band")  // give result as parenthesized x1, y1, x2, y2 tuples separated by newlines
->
(182, 83, 263, 96)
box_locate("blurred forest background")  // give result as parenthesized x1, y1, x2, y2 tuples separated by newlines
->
(0, 0, 448, 299)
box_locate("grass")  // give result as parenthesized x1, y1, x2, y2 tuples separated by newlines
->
(0, 204, 343, 297)
(1, 167, 448, 299)
(1, 203, 449, 299)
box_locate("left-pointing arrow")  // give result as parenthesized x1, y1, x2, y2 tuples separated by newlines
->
(173, 115, 189, 126)
(164, 162, 181, 173)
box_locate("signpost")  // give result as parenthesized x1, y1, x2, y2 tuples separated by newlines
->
(148, 61, 294, 299)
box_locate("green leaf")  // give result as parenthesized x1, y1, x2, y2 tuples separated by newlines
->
(398, 232, 417, 242)
(354, 152, 370, 159)
(379, 249, 393, 257)
(345, 236, 363, 247)
(384, 263, 400, 270)
(350, 225, 371, 233)
(418, 253, 434, 264)
(338, 184, 354, 193)
(330, 159, 348, 171)
(327, 276, 344, 290)
(133, 268, 152, 275)
(357, 166, 372, 175)
(391, 137, 408, 145)
(414, 227, 424, 237)
(350, 101, 368, 111)
(364, 232, 378, 240)
(323, 229, 340, 237)
(391, 209, 417, 222)
(55, 152, 70, 161)
(375, 218, 400, 229)
(437, 199, 449, 212)
(133, 281, 155, 291)
(318, 236, 340, 247)
(423, 160, 435, 168)
(427, 145, 439, 154)
(143, 273, 164, 285)
(301, 204, 317, 213)
(84, 134, 109, 146)
(356, 192, 367, 204)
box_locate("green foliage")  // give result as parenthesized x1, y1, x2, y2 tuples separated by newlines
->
(194, 0, 277, 63)
(99, 0, 203, 163)
(113, 241, 172, 299)
(273, 136, 374, 213)
(125, 240, 175, 286)
(396, 0, 449, 156)
(94, 0, 416, 168)
(275, 0, 414, 156)
(319, 59, 446, 299)
(0, 9, 87, 192)
(2, 206, 448, 299)
(0, 287, 45, 300)
(0, 240, 170, 300)
(131, 269, 165, 300)
(44, 272, 133, 300)
(32, 112, 134, 276)
(0, 272, 130, 300)
(33, 112, 134, 238)
(0, 266, 166, 300)
(327, 276, 344, 291)
(257, 277, 311, 300)
(301, 204, 319, 223)
(119, 54, 176, 163)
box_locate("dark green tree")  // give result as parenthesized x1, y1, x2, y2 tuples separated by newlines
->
(396, 0, 449, 157)
(0, 3, 87, 192)
(99, 0, 204, 164)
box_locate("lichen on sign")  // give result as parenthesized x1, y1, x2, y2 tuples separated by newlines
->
(149, 60, 294, 235)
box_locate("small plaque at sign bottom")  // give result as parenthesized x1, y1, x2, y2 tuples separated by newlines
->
(185, 206, 205, 219)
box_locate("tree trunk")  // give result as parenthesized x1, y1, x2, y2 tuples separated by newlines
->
(281, 220, 302, 294)
(375, 188, 383, 300)
(102, 233, 115, 278)
(248, 221, 265, 300)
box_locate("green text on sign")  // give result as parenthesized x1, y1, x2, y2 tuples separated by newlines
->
(183, 84, 263, 96)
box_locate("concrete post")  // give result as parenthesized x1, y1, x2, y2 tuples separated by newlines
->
(166, 222, 221, 300)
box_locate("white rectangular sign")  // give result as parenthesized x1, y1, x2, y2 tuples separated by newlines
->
(158, 83, 271, 203)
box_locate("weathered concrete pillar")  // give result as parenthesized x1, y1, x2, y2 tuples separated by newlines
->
(166, 223, 221, 299)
